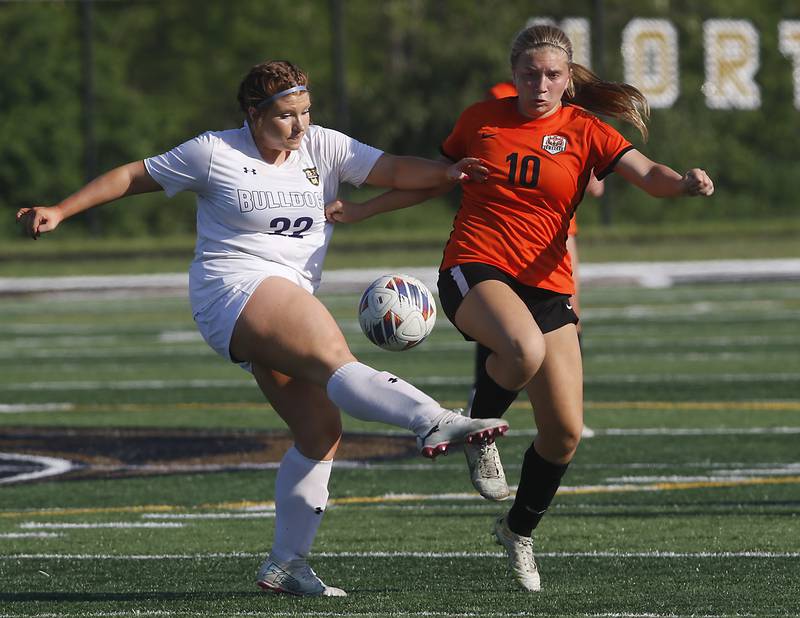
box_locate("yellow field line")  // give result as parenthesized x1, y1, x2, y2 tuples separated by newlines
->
(0, 504, 178, 519)
(2, 475, 799, 519)
(559, 475, 800, 494)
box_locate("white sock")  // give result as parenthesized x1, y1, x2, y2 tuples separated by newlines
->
(270, 446, 332, 563)
(326, 361, 443, 435)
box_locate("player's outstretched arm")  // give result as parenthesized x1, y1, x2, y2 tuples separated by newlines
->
(364, 153, 488, 190)
(616, 149, 714, 198)
(325, 184, 452, 224)
(16, 161, 162, 239)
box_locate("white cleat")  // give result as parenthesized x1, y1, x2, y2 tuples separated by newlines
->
(464, 440, 509, 501)
(256, 557, 347, 597)
(492, 515, 541, 592)
(417, 409, 509, 459)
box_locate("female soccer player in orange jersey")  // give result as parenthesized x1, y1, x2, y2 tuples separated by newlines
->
(470, 78, 604, 447)
(326, 24, 713, 591)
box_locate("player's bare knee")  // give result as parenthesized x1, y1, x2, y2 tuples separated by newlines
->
(560, 430, 581, 460)
(496, 338, 545, 388)
(311, 339, 357, 381)
(295, 432, 341, 461)
(536, 425, 582, 462)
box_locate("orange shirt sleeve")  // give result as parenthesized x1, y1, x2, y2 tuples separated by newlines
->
(441, 104, 480, 161)
(589, 117, 635, 180)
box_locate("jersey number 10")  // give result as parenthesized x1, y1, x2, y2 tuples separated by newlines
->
(506, 153, 540, 188)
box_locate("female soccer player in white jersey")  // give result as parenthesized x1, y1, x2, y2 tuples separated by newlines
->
(16, 60, 508, 597)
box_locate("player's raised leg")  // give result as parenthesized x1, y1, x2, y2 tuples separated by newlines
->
(230, 276, 508, 458)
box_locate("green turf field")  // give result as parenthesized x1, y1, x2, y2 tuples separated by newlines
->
(1, 279, 799, 617)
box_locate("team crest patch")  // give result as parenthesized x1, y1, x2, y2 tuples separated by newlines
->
(542, 135, 568, 155)
(303, 167, 320, 186)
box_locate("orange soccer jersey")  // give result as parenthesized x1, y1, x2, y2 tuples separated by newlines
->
(440, 99, 633, 295)
(485, 81, 578, 236)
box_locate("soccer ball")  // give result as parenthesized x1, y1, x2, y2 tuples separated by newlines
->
(358, 274, 437, 351)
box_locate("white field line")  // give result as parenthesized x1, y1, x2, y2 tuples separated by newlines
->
(0, 610, 744, 618)
(361, 426, 800, 438)
(1, 373, 800, 392)
(2, 259, 798, 295)
(0, 378, 251, 391)
(140, 512, 275, 520)
(338, 426, 799, 442)
(20, 522, 185, 529)
(7, 330, 800, 351)
(0, 610, 764, 618)
(1, 335, 122, 347)
(338, 461, 800, 471)
(606, 473, 800, 483)
(0, 403, 74, 413)
(0, 532, 62, 539)
(587, 335, 800, 348)
(594, 427, 800, 436)
(2, 550, 798, 561)
(4, 346, 793, 363)
(0, 346, 209, 360)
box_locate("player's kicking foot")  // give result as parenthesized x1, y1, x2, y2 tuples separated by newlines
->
(256, 557, 346, 597)
(492, 514, 541, 592)
(417, 409, 508, 459)
(464, 440, 509, 500)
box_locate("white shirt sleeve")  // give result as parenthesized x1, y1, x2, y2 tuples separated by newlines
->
(315, 126, 383, 188)
(144, 132, 215, 197)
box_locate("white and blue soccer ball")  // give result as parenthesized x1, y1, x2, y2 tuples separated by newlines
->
(358, 274, 437, 351)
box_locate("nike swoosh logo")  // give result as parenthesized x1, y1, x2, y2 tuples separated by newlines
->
(480, 133, 498, 139)
(525, 506, 547, 515)
(566, 303, 573, 310)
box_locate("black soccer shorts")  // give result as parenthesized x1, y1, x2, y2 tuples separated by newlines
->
(437, 262, 578, 341)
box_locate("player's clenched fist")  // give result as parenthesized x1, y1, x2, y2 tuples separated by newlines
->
(15, 206, 64, 240)
(682, 169, 714, 197)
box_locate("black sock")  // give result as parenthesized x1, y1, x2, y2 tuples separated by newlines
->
(507, 446, 569, 537)
(467, 343, 519, 419)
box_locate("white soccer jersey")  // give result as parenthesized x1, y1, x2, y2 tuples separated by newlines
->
(144, 123, 382, 309)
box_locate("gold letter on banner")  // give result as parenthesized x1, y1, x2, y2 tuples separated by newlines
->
(779, 21, 800, 110)
(703, 19, 761, 109)
(621, 19, 679, 108)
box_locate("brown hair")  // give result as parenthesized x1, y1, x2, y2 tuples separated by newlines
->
(510, 25, 650, 141)
(237, 60, 309, 114)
